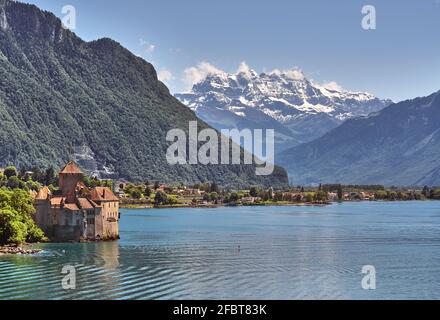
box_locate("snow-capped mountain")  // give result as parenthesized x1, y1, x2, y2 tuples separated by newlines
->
(277, 90, 440, 186)
(176, 65, 392, 152)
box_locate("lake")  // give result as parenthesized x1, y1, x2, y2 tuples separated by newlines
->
(1, 201, 440, 300)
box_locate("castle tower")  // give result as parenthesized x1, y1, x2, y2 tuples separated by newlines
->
(59, 161, 84, 202)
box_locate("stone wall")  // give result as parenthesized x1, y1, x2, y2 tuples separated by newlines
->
(45, 225, 82, 242)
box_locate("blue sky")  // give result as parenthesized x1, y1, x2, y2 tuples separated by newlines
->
(24, 0, 440, 102)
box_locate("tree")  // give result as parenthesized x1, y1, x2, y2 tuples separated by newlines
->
(315, 190, 328, 202)
(422, 186, 431, 198)
(19, 167, 27, 180)
(229, 192, 239, 203)
(210, 182, 219, 193)
(431, 188, 440, 200)
(144, 186, 152, 197)
(7, 176, 22, 189)
(305, 192, 314, 203)
(130, 189, 142, 199)
(31, 167, 44, 184)
(44, 167, 56, 186)
(154, 191, 169, 205)
(0, 173, 6, 188)
(261, 192, 270, 202)
(154, 181, 160, 190)
(375, 190, 387, 200)
(0, 209, 27, 246)
(0, 188, 47, 245)
(337, 185, 343, 201)
(4, 166, 17, 179)
(26, 180, 41, 192)
(249, 186, 258, 197)
(204, 192, 219, 202)
(274, 192, 283, 202)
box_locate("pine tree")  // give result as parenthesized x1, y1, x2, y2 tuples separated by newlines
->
(337, 185, 343, 201)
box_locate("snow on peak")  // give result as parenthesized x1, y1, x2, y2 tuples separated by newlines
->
(267, 68, 305, 81)
(236, 61, 258, 78)
(176, 63, 391, 136)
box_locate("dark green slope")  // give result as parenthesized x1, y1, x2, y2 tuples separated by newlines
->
(0, 0, 287, 188)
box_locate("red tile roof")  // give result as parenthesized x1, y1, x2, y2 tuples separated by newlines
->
(77, 198, 95, 210)
(90, 187, 119, 202)
(60, 161, 83, 174)
(35, 186, 51, 200)
(50, 197, 66, 206)
(64, 203, 80, 211)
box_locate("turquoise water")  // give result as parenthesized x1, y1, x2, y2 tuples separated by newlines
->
(1, 201, 440, 300)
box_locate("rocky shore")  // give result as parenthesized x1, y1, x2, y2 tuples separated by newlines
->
(0, 246, 42, 255)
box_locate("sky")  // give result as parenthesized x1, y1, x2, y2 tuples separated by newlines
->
(22, 0, 440, 102)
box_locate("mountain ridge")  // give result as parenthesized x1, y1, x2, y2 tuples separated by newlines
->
(176, 65, 392, 151)
(0, 0, 288, 188)
(277, 90, 440, 186)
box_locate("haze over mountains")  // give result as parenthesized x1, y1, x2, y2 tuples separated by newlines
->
(176, 64, 392, 152)
(278, 90, 440, 186)
(0, 0, 288, 188)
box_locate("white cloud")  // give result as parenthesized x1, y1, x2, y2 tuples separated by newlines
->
(284, 69, 305, 80)
(139, 38, 155, 55)
(319, 81, 344, 92)
(139, 38, 147, 46)
(145, 44, 155, 54)
(269, 68, 305, 80)
(158, 69, 175, 85)
(182, 61, 225, 91)
(179, 62, 313, 92)
(237, 61, 251, 74)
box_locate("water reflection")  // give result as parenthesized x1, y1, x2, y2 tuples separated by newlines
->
(1, 202, 440, 299)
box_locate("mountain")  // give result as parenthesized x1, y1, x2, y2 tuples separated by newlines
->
(176, 65, 392, 152)
(277, 90, 440, 186)
(0, 0, 288, 188)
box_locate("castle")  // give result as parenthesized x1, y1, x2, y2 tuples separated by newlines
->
(34, 161, 120, 242)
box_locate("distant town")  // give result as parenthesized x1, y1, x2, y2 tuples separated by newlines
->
(116, 181, 440, 208)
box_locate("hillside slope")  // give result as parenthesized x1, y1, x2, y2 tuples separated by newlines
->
(0, 0, 287, 188)
(277, 90, 440, 186)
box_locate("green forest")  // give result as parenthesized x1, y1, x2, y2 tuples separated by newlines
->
(0, 167, 46, 246)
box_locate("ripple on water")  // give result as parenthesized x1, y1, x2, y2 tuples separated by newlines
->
(2, 202, 440, 299)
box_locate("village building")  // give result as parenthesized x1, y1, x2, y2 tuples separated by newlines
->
(34, 161, 120, 242)
(240, 196, 261, 204)
(327, 192, 339, 202)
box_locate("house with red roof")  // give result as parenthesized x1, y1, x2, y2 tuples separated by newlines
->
(34, 161, 120, 242)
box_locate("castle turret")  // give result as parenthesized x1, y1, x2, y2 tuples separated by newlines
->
(59, 161, 83, 202)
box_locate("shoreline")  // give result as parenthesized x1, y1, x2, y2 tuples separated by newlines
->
(0, 246, 42, 256)
(120, 199, 436, 210)
(120, 201, 331, 209)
